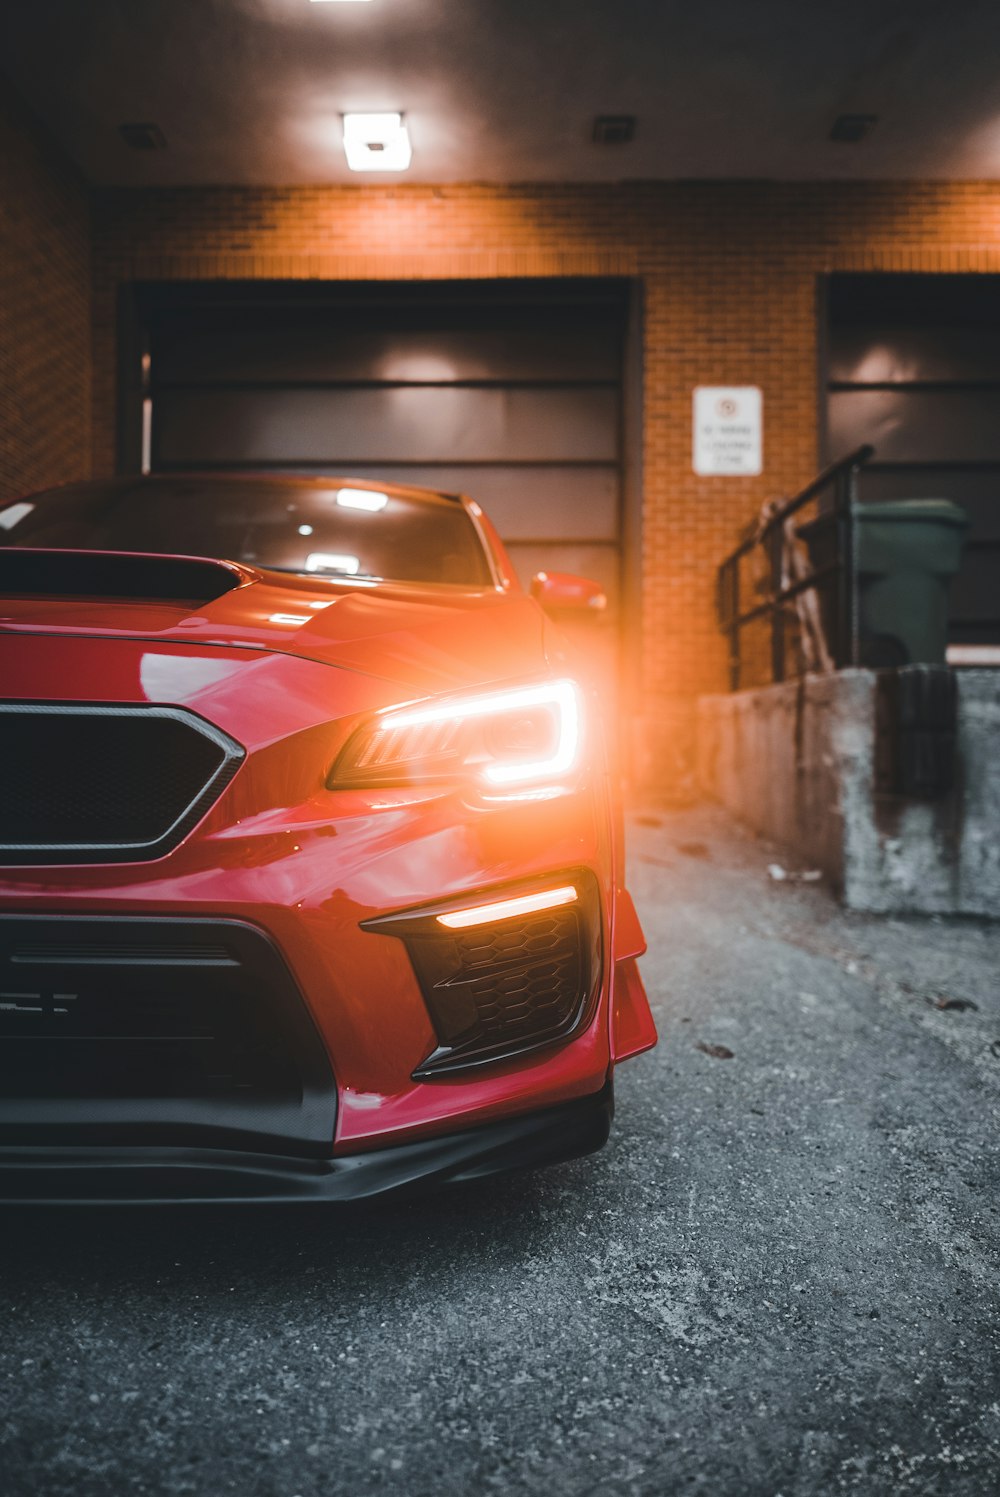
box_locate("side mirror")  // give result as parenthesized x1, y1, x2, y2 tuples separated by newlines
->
(530, 571, 608, 615)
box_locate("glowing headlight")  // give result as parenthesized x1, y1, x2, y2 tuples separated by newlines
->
(329, 680, 583, 789)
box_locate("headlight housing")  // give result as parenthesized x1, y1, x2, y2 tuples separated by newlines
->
(328, 679, 583, 790)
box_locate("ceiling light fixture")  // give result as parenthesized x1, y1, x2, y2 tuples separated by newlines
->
(310, 2, 373, 6)
(343, 113, 412, 172)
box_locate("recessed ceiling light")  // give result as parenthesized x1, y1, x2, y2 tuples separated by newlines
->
(310, 2, 373, 5)
(343, 113, 412, 172)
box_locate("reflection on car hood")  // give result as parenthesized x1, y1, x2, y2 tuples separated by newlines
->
(0, 553, 546, 694)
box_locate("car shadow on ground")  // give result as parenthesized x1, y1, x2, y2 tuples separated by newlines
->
(0, 1152, 612, 1301)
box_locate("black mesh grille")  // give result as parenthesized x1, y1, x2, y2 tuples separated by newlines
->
(0, 705, 243, 863)
(448, 908, 584, 1045)
(0, 984, 289, 1098)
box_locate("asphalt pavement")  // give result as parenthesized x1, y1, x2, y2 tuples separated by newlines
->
(2, 805, 998, 1497)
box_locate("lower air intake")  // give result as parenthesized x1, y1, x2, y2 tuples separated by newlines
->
(0, 916, 337, 1154)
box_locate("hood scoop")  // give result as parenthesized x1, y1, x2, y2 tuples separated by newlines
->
(0, 549, 245, 606)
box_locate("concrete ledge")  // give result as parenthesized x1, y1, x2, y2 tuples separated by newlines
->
(696, 669, 1000, 916)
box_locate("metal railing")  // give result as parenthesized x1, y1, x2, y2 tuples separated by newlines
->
(716, 444, 874, 691)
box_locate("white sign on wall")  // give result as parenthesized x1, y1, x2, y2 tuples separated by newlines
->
(693, 386, 763, 476)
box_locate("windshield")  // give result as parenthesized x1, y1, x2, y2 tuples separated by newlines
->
(0, 477, 494, 588)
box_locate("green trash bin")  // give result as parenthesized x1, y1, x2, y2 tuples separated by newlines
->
(801, 499, 969, 667)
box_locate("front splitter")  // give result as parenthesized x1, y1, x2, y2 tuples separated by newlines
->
(0, 1082, 613, 1205)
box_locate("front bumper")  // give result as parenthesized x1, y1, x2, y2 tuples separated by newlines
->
(1, 784, 621, 1154)
(0, 1081, 613, 1205)
(0, 637, 651, 1171)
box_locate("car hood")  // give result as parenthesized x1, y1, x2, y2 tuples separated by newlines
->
(0, 549, 546, 695)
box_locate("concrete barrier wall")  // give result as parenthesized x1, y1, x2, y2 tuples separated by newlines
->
(696, 670, 1000, 915)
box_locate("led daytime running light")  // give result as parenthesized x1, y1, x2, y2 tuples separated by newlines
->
(436, 885, 578, 930)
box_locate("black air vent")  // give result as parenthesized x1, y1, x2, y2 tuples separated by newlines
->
(0, 549, 243, 605)
(0, 915, 337, 1154)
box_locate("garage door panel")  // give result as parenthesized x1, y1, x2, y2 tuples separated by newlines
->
(829, 389, 1000, 464)
(155, 387, 619, 466)
(444, 467, 619, 542)
(830, 325, 1000, 385)
(154, 312, 622, 385)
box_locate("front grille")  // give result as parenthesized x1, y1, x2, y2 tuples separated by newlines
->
(0, 704, 244, 863)
(364, 870, 602, 1076)
(0, 916, 337, 1154)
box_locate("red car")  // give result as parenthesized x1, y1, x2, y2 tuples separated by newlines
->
(0, 474, 654, 1203)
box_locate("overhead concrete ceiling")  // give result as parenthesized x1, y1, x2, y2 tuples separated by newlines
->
(4, 0, 1000, 186)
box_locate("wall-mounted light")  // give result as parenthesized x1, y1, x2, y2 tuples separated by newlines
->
(343, 112, 412, 172)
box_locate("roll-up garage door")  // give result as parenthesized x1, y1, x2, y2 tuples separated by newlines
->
(826, 274, 1000, 651)
(135, 282, 628, 635)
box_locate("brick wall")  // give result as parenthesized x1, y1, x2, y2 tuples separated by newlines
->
(90, 178, 1000, 780)
(0, 79, 91, 500)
